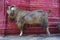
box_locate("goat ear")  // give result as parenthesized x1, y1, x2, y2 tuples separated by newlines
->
(48, 10, 51, 14)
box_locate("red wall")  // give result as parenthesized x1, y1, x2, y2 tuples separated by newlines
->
(0, 0, 60, 36)
(0, 0, 6, 36)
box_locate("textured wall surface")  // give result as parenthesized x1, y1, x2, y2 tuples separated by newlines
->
(0, 0, 6, 36)
(0, 0, 60, 36)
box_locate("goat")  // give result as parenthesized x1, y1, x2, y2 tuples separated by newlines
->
(7, 5, 51, 36)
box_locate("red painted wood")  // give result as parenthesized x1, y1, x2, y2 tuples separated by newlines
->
(0, 0, 6, 36)
(3, 0, 60, 35)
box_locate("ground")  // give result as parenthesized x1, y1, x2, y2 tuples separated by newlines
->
(0, 36, 60, 40)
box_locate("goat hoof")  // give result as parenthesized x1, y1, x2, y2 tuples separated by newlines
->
(19, 32, 23, 36)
